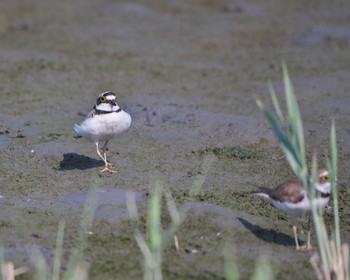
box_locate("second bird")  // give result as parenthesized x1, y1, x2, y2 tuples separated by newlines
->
(252, 169, 331, 251)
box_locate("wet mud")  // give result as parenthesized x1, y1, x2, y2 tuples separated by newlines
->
(1, 0, 350, 279)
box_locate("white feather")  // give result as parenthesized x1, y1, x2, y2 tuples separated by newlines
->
(74, 110, 131, 143)
(253, 193, 271, 199)
(271, 196, 329, 217)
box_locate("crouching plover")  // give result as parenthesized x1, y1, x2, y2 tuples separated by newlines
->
(74, 91, 131, 173)
(252, 169, 331, 251)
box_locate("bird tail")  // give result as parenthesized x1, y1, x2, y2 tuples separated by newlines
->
(251, 187, 271, 200)
(73, 124, 81, 135)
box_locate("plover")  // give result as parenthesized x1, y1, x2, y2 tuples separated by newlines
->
(252, 169, 331, 251)
(74, 91, 131, 173)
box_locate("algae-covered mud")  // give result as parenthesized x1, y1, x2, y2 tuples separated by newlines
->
(1, 0, 350, 279)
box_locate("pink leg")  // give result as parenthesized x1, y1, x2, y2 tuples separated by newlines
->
(293, 225, 300, 251)
(95, 142, 117, 173)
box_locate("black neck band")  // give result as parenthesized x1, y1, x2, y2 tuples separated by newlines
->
(320, 192, 330, 198)
(94, 106, 122, 115)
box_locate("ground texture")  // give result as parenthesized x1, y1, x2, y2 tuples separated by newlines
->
(1, 0, 350, 279)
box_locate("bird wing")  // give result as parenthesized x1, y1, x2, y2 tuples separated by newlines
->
(269, 178, 305, 203)
(86, 108, 97, 118)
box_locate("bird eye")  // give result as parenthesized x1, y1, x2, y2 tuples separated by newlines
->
(322, 176, 329, 182)
(99, 96, 106, 102)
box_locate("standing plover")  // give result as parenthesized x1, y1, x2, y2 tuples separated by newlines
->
(252, 169, 331, 251)
(74, 91, 131, 173)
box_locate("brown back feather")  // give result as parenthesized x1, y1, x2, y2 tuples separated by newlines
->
(257, 178, 305, 203)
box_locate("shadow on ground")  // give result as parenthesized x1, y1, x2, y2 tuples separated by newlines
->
(238, 217, 301, 247)
(58, 153, 103, 171)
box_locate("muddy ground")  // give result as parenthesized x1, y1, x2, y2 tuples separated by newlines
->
(1, 0, 350, 279)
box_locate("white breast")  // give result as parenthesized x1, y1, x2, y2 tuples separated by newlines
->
(272, 196, 330, 217)
(74, 110, 131, 143)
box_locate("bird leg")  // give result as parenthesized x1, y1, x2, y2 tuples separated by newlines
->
(305, 218, 314, 250)
(293, 225, 301, 251)
(306, 229, 312, 250)
(101, 140, 117, 172)
(101, 140, 109, 162)
(95, 142, 117, 173)
(294, 218, 313, 252)
(297, 232, 313, 251)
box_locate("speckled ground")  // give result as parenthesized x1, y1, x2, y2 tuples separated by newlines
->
(1, 0, 350, 279)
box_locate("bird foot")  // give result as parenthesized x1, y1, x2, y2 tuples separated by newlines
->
(296, 244, 314, 252)
(100, 163, 117, 173)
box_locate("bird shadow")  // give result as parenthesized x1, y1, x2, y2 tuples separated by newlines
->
(237, 217, 304, 247)
(58, 153, 104, 171)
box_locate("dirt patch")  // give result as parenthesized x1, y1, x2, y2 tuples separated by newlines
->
(0, 0, 350, 279)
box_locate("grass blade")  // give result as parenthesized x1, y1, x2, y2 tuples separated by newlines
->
(268, 81, 284, 122)
(257, 99, 302, 174)
(52, 220, 65, 280)
(330, 121, 340, 254)
(149, 186, 162, 256)
(282, 63, 306, 164)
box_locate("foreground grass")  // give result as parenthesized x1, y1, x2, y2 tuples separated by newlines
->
(257, 63, 349, 279)
(126, 156, 214, 280)
(0, 191, 97, 280)
(1, 65, 348, 280)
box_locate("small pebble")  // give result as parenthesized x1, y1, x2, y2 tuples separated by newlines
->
(16, 130, 25, 138)
(0, 128, 9, 134)
(185, 248, 199, 254)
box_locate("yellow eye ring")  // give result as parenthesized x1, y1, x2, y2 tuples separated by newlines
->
(99, 96, 106, 102)
(322, 176, 329, 182)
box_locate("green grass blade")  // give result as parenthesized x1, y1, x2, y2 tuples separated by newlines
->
(257, 99, 302, 173)
(165, 190, 180, 225)
(0, 248, 4, 280)
(310, 156, 317, 197)
(268, 81, 284, 122)
(224, 245, 239, 280)
(52, 220, 65, 280)
(310, 158, 331, 274)
(63, 190, 98, 280)
(313, 213, 331, 275)
(330, 121, 340, 254)
(282, 63, 306, 165)
(344, 244, 350, 280)
(189, 155, 214, 197)
(258, 64, 347, 280)
(31, 248, 48, 280)
(251, 256, 273, 280)
(126, 191, 155, 279)
(149, 186, 162, 257)
(129, 157, 212, 280)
